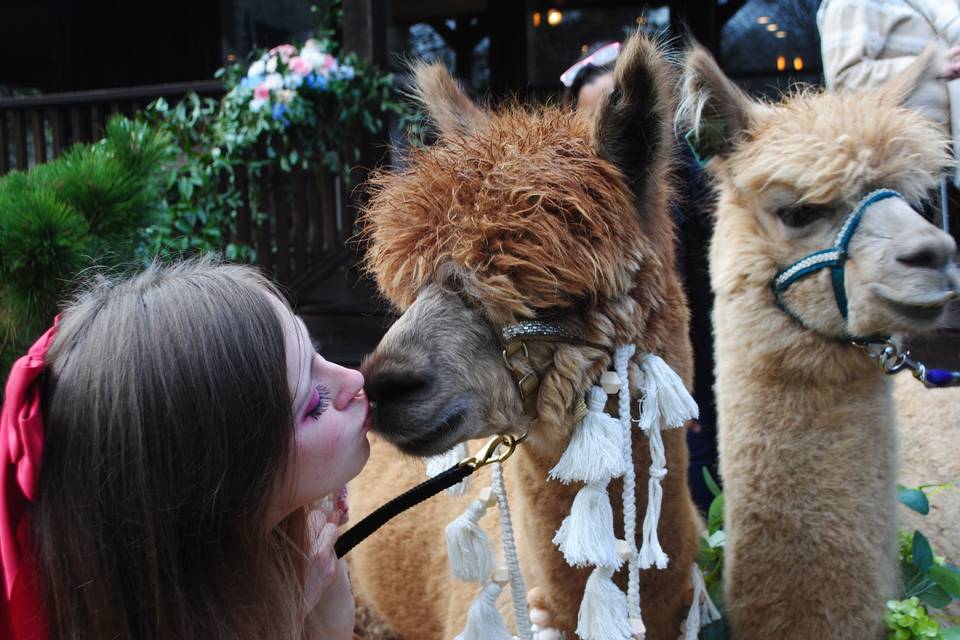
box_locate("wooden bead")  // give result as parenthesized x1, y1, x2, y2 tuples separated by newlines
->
(629, 617, 646, 638)
(477, 486, 497, 508)
(616, 539, 633, 562)
(493, 566, 510, 584)
(536, 629, 562, 640)
(526, 586, 547, 609)
(529, 607, 551, 627)
(600, 370, 622, 394)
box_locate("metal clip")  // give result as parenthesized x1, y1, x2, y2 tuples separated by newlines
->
(457, 433, 526, 470)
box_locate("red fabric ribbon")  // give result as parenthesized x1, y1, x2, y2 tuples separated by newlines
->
(1, 318, 59, 640)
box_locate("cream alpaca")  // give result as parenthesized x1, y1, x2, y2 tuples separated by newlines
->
(680, 47, 959, 638)
(349, 33, 702, 640)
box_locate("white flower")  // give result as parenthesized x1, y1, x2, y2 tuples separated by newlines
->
(264, 73, 283, 90)
(276, 89, 296, 104)
(266, 56, 278, 73)
(249, 98, 267, 112)
(284, 73, 304, 88)
(247, 58, 266, 77)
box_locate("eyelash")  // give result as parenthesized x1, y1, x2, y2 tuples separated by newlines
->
(307, 384, 330, 420)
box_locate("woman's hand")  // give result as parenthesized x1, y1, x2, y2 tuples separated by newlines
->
(940, 46, 960, 81)
(305, 508, 354, 639)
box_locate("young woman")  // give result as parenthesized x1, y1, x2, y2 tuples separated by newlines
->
(1, 258, 369, 639)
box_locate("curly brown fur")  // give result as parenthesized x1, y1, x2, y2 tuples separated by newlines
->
(352, 32, 700, 640)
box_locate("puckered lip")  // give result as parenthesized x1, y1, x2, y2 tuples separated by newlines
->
(869, 283, 958, 321)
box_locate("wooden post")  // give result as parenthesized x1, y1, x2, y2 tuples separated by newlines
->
(49, 108, 65, 158)
(0, 111, 9, 175)
(31, 110, 46, 165)
(13, 110, 27, 170)
(342, 0, 390, 67)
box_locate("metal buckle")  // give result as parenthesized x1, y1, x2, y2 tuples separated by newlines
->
(501, 342, 529, 370)
(457, 433, 526, 470)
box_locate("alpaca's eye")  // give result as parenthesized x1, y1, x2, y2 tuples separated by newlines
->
(776, 204, 828, 228)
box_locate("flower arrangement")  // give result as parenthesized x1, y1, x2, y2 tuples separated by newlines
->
(237, 40, 356, 125)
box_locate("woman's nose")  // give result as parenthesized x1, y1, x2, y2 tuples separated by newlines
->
(321, 360, 365, 410)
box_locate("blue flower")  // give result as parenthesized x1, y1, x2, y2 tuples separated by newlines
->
(240, 75, 264, 89)
(306, 72, 328, 91)
(271, 103, 291, 126)
(336, 65, 355, 80)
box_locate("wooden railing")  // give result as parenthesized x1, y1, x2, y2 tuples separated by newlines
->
(0, 80, 224, 175)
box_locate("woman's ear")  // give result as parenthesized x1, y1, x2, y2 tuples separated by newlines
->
(679, 45, 764, 163)
(410, 62, 489, 139)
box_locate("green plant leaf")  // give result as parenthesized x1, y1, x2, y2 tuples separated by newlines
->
(929, 564, 960, 598)
(942, 627, 960, 640)
(702, 467, 722, 498)
(914, 532, 934, 575)
(898, 485, 931, 515)
(918, 583, 952, 609)
(708, 494, 724, 533)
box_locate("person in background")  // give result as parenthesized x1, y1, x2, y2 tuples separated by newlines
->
(818, 0, 960, 226)
(562, 43, 721, 513)
(1, 258, 368, 640)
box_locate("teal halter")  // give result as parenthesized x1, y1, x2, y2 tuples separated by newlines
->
(772, 189, 903, 322)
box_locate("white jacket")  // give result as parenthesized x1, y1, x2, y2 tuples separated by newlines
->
(818, 0, 960, 180)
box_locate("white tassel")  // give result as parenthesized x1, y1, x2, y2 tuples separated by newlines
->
(454, 581, 513, 640)
(576, 566, 633, 640)
(637, 354, 697, 431)
(553, 481, 623, 569)
(549, 386, 629, 484)
(426, 442, 471, 495)
(685, 563, 721, 640)
(445, 499, 495, 582)
(638, 419, 669, 570)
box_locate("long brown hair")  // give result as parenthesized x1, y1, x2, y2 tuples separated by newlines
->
(34, 259, 319, 639)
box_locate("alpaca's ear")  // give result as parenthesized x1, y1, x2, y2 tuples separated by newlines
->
(411, 62, 489, 139)
(679, 45, 761, 162)
(592, 31, 674, 208)
(878, 45, 938, 107)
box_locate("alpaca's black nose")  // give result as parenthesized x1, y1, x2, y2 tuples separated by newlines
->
(363, 369, 432, 407)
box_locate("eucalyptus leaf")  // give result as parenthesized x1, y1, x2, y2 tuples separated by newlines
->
(929, 564, 960, 598)
(918, 583, 952, 609)
(898, 485, 930, 515)
(914, 532, 934, 575)
(942, 627, 960, 640)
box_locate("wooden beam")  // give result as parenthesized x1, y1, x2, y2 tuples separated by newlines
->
(342, 0, 389, 66)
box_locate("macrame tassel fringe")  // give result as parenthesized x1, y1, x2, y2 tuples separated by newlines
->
(637, 354, 698, 430)
(553, 481, 623, 569)
(576, 566, 634, 640)
(426, 441, 471, 495)
(635, 354, 698, 571)
(445, 498, 495, 582)
(614, 344, 644, 626)
(638, 420, 669, 570)
(549, 386, 628, 485)
(684, 563, 721, 640)
(454, 582, 513, 640)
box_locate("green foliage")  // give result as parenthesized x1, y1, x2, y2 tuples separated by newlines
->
(693, 478, 960, 639)
(886, 598, 942, 639)
(142, 4, 410, 260)
(0, 115, 168, 375)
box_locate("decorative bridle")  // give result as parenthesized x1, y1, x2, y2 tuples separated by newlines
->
(770, 188, 960, 388)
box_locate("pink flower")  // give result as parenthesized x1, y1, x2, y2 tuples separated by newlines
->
(254, 84, 270, 100)
(269, 44, 297, 60)
(289, 56, 311, 77)
(321, 54, 336, 70)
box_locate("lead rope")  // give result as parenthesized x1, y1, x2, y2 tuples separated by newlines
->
(493, 460, 534, 640)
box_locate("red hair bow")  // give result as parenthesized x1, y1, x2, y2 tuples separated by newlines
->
(1, 318, 59, 640)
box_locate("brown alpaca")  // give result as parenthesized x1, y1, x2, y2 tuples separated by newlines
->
(348, 33, 701, 640)
(680, 47, 959, 638)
